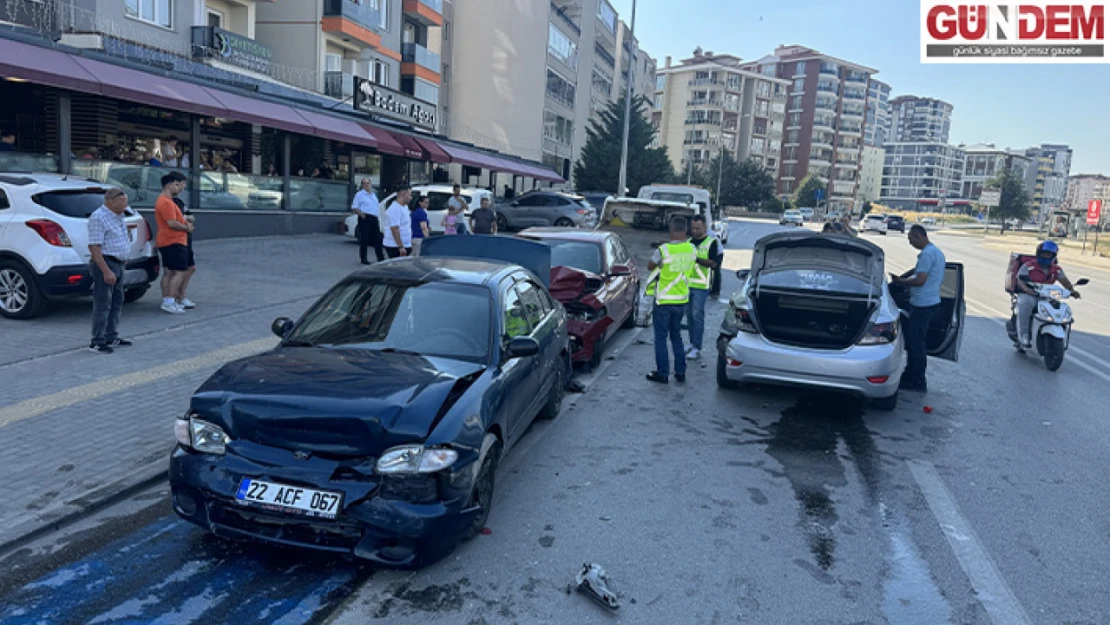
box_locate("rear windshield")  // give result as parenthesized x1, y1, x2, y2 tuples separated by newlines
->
(650, 192, 695, 204)
(541, 240, 603, 275)
(759, 269, 873, 296)
(420, 192, 471, 210)
(33, 190, 112, 218)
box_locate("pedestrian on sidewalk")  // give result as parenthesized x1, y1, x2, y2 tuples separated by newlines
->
(890, 225, 946, 393)
(172, 197, 196, 309)
(383, 186, 413, 258)
(352, 178, 384, 264)
(448, 184, 469, 235)
(154, 171, 192, 314)
(469, 197, 498, 235)
(685, 215, 721, 361)
(646, 216, 697, 384)
(410, 194, 431, 256)
(87, 187, 134, 353)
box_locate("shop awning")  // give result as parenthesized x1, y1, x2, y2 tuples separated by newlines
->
(297, 109, 379, 149)
(71, 56, 229, 118)
(359, 125, 404, 156)
(413, 137, 451, 163)
(203, 88, 316, 136)
(382, 131, 425, 160)
(437, 143, 504, 170)
(0, 38, 100, 93)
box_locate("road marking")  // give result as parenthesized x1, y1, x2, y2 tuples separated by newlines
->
(906, 460, 1034, 625)
(0, 338, 276, 429)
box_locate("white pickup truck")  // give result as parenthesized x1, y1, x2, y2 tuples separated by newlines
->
(600, 184, 728, 244)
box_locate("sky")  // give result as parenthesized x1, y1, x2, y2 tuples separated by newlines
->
(606, 0, 1109, 175)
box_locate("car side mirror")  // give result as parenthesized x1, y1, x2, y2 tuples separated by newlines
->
(510, 201, 519, 207)
(610, 264, 632, 277)
(735, 269, 750, 282)
(505, 336, 540, 359)
(1076, 278, 1090, 286)
(272, 316, 295, 338)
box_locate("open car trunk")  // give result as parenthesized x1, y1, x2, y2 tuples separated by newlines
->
(748, 232, 885, 350)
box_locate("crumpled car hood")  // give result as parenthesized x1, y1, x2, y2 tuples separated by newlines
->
(549, 266, 605, 309)
(190, 347, 484, 457)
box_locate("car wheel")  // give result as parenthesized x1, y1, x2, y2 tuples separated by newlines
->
(872, 390, 899, 411)
(554, 217, 574, 228)
(463, 434, 502, 540)
(0, 261, 47, 320)
(588, 333, 605, 370)
(716, 351, 740, 389)
(538, 356, 568, 420)
(622, 292, 639, 329)
(496, 213, 508, 231)
(123, 286, 149, 304)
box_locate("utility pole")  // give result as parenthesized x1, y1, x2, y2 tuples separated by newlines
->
(715, 144, 725, 208)
(616, 0, 637, 198)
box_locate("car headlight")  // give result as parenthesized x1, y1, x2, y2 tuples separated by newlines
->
(376, 445, 458, 475)
(175, 414, 230, 455)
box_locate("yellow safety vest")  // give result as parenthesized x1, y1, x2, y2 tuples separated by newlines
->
(646, 241, 696, 304)
(689, 236, 717, 290)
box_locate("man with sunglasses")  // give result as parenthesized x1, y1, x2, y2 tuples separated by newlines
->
(1015, 240, 1081, 348)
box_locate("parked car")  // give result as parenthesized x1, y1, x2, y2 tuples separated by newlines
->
(712, 217, 730, 245)
(576, 191, 612, 213)
(497, 191, 598, 231)
(884, 214, 905, 233)
(780, 209, 804, 227)
(920, 217, 937, 226)
(517, 228, 639, 369)
(0, 173, 159, 319)
(344, 185, 495, 238)
(798, 207, 815, 222)
(169, 238, 570, 568)
(716, 231, 965, 411)
(859, 214, 889, 235)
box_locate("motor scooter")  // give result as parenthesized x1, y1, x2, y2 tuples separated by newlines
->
(1005, 278, 1089, 371)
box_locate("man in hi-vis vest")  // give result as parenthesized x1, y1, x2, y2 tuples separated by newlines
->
(645, 216, 697, 384)
(684, 215, 721, 361)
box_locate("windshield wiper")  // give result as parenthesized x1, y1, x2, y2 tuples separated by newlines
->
(281, 340, 316, 347)
(378, 347, 422, 356)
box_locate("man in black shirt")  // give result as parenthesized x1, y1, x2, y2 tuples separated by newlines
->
(469, 197, 498, 235)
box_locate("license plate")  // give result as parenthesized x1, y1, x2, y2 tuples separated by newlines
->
(122, 269, 147, 287)
(234, 479, 343, 519)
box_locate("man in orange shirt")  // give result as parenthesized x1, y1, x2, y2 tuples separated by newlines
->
(154, 171, 193, 314)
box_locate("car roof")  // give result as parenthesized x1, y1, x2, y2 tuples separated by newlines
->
(0, 172, 107, 192)
(518, 227, 609, 242)
(412, 184, 491, 194)
(349, 257, 517, 287)
(521, 190, 584, 199)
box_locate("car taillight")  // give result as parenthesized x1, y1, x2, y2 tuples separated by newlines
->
(26, 220, 72, 247)
(859, 321, 898, 345)
(576, 209, 589, 215)
(735, 308, 757, 333)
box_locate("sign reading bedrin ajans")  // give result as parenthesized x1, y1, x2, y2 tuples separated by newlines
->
(353, 76, 436, 130)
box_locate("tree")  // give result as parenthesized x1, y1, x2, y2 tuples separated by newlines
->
(793, 174, 827, 209)
(860, 200, 874, 216)
(694, 151, 776, 210)
(573, 96, 674, 195)
(985, 168, 1032, 231)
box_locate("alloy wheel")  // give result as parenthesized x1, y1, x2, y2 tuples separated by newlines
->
(0, 268, 29, 313)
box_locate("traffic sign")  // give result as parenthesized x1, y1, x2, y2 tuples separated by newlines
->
(1088, 199, 1102, 226)
(815, 188, 823, 201)
(979, 188, 1001, 208)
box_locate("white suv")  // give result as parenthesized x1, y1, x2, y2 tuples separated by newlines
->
(0, 173, 159, 319)
(344, 184, 495, 238)
(859, 214, 889, 235)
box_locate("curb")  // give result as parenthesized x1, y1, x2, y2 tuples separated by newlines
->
(0, 460, 169, 558)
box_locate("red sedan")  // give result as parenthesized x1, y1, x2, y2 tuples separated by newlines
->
(517, 228, 640, 369)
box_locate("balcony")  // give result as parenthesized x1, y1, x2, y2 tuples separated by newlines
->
(685, 118, 722, 126)
(837, 125, 863, 136)
(843, 90, 866, 101)
(845, 73, 868, 84)
(841, 108, 865, 119)
(815, 99, 837, 112)
(594, 43, 615, 69)
(809, 155, 832, 166)
(323, 0, 381, 37)
(324, 70, 354, 99)
(402, 42, 440, 73)
(813, 118, 835, 132)
(686, 99, 721, 107)
(403, 0, 443, 26)
(816, 82, 839, 95)
(688, 78, 724, 87)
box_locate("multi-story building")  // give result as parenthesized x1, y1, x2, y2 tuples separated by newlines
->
(739, 45, 878, 213)
(879, 143, 966, 212)
(653, 51, 789, 180)
(959, 143, 1033, 202)
(864, 79, 891, 148)
(1024, 144, 1073, 218)
(858, 145, 884, 204)
(1062, 174, 1110, 213)
(613, 20, 657, 115)
(888, 96, 953, 144)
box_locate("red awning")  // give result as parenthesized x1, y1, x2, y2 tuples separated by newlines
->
(0, 38, 100, 94)
(918, 199, 940, 204)
(360, 125, 405, 156)
(71, 56, 230, 118)
(437, 143, 504, 170)
(413, 137, 451, 163)
(296, 109, 379, 149)
(203, 88, 316, 136)
(383, 131, 425, 159)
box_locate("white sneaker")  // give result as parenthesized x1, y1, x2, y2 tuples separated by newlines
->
(686, 348, 701, 360)
(161, 301, 185, 314)
(177, 298, 196, 309)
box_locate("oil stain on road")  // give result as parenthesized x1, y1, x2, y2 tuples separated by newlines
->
(0, 515, 371, 625)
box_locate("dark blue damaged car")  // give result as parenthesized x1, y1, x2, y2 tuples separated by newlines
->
(169, 238, 570, 568)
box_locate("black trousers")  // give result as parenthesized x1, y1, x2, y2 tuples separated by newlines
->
(904, 304, 940, 387)
(358, 215, 385, 263)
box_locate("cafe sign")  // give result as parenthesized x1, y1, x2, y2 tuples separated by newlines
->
(353, 76, 437, 130)
(192, 26, 273, 75)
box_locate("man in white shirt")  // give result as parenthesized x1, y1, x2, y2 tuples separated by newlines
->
(352, 178, 384, 264)
(447, 183, 468, 235)
(383, 186, 413, 258)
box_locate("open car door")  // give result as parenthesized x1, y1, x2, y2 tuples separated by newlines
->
(926, 262, 965, 362)
(419, 235, 552, 288)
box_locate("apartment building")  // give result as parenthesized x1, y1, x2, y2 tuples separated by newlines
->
(858, 144, 884, 204)
(864, 79, 891, 148)
(1024, 144, 1073, 218)
(889, 95, 953, 144)
(959, 143, 1033, 201)
(880, 143, 966, 212)
(739, 45, 878, 213)
(1062, 174, 1110, 213)
(614, 20, 657, 114)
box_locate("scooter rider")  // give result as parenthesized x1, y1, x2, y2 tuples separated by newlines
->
(1016, 240, 1081, 347)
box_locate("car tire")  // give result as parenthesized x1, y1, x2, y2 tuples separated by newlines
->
(588, 333, 605, 370)
(872, 391, 899, 411)
(496, 213, 508, 232)
(554, 217, 574, 228)
(0, 260, 47, 320)
(622, 291, 639, 329)
(538, 356, 568, 420)
(463, 434, 502, 540)
(123, 287, 149, 304)
(716, 351, 740, 390)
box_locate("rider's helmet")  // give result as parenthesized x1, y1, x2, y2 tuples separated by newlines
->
(1035, 240, 1059, 267)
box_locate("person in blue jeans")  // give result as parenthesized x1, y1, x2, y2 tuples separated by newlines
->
(646, 217, 697, 384)
(890, 225, 946, 393)
(684, 215, 721, 361)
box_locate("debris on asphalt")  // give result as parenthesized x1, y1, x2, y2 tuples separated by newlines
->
(923, 406, 934, 414)
(568, 563, 620, 611)
(481, 527, 493, 535)
(566, 379, 587, 393)
(599, 516, 611, 522)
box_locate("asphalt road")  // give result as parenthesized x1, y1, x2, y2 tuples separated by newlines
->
(1, 221, 1107, 625)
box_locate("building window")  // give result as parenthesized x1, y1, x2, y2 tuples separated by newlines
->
(727, 73, 742, 91)
(756, 81, 771, 98)
(207, 10, 222, 28)
(655, 74, 666, 91)
(379, 0, 389, 30)
(442, 63, 450, 85)
(544, 110, 574, 145)
(761, 64, 776, 77)
(652, 94, 662, 109)
(751, 137, 765, 155)
(548, 24, 578, 69)
(125, 0, 172, 28)
(326, 53, 342, 73)
(790, 95, 803, 110)
(792, 78, 805, 92)
(372, 59, 390, 87)
(411, 77, 439, 104)
(756, 100, 770, 116)
(593, 68, 613, 98)
(794, 61, 806, 76)
(547, 67, 577, 109)
(598, 1, 617, 33)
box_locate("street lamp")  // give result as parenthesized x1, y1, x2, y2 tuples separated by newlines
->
(616, 0, 638, 199)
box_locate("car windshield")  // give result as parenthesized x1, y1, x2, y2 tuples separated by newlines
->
(422, 191, 470, 210)
(285, 280, 492, 362)
(758, 269, 873, 296)
(650, 192, 695, 204)
(538, 240, 603, 274)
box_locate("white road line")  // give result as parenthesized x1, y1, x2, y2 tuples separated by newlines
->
(906, 460, 1034, 625)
